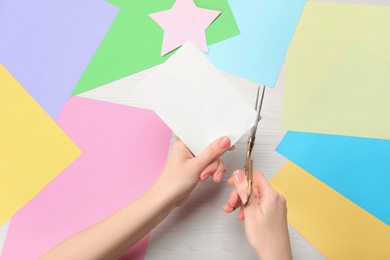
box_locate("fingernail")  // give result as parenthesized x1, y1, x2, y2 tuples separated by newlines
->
(223, 205, 232, 213)
(218, 136, 230, 149)
(233, 170, 244, 184)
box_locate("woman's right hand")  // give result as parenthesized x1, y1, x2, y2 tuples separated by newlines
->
(223, 170, 292, 260)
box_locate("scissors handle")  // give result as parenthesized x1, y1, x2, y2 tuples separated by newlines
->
(242, 158, 253, 207)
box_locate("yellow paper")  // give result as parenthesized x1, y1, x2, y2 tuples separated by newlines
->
(271, 161, 390, 260)
(282, 2, 390, 139)
(0, 65, 81, 225)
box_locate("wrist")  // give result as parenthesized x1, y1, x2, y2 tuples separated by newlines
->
(147, 179, 178, 211)
(255, 243, 292, 260)
(151, 170, 192, 208)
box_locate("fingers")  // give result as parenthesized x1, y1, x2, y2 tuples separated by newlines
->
(223, 189, 241, 213)
(252, 171, 276, 208)
(194, 136, 231, 171)
(213, 159, 226, 183)
(199, 158, 226, 182)
(231, 170, 267, 215)
(237, 207, 245, 220)
(253, 173, 287, 215)
(199, 160, 218, 181)
(232, 170, 249, 206)
(227, 174, 235, 186)
(223, 189, 244, 222)
(252, 170, 273, 193)
(224, 170, 280, 223)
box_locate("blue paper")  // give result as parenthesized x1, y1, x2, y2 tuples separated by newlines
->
(0, 1, 118, 119)
(277, 131, 390, 225)
(206, 0, 306, 87)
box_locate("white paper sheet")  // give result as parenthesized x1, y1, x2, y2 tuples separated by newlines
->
(136, 41, 256, 156)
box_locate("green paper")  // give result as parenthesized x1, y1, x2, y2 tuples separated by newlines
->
(283, 2, 390, 139)
(72, 0, 239, 95)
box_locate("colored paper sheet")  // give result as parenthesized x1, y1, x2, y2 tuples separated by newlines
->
(283, 2, 390, 137)
(0, 221, 10, 256)
(0, 65, 81, 226)
(206, 0, 306, 87)
(283, 43, 390, 139)
(72, 0, 239, 96)
(271, 161, 390, 260)
(0, 0, 118, 119)
(1, 97, 172, 259)
(136, 42, 256, 156)
(277, 131, 390, 226)
(150, 0, 221, 56)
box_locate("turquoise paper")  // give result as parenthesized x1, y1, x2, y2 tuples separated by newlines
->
(206, 0, 306, 87)
(277, 131, 390, 226)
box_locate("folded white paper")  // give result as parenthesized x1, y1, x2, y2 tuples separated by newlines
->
(136, 41, 256, 156)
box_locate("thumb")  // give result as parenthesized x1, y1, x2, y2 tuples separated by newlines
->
(194, 136, 231, 171)
(233, 170, 250, 206)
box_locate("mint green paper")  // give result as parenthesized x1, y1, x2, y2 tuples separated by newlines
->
(72, 0, 239, 95)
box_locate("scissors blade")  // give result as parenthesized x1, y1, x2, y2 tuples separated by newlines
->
(243, 85, 265, 207)
(251, 85, 265, 138)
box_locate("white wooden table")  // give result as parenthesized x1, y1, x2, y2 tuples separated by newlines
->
(1, 0, 388, 258)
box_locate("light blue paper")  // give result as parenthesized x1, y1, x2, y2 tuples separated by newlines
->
(277, 131, 390, 226)
(206, 0, 306, 87)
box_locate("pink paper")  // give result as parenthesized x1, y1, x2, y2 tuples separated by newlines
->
(150, 0, 221, 56)
(1, 97, 172, 259)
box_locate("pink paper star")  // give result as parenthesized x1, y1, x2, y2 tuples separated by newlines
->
(150, 0, 221, 56)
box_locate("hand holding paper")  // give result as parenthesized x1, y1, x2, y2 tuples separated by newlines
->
(156, 137, 230, 208)
(136, 41, 257, 156)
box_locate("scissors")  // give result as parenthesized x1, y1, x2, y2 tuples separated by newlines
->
(242, 85, 265, 207)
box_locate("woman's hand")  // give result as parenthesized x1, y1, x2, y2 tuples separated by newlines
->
(223, 170, 292, 260)
(153, 136, 232, 206)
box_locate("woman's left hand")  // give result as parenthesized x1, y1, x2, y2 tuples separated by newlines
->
(153, 136, 232, 206)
